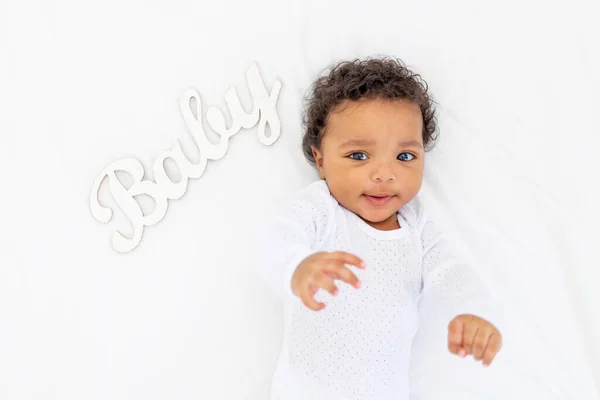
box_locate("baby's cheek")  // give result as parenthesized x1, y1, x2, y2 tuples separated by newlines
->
(406, 175, 423, 194)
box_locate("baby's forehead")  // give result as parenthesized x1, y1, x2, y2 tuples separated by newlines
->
(328, 98, 422, 124)
(324, 100, 423, 144)
(331, 97, 421, 114)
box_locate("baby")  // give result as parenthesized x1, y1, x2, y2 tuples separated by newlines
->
(255, 57, 502, 400)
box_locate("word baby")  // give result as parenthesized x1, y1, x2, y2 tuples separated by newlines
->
(90, 63, 282, 253)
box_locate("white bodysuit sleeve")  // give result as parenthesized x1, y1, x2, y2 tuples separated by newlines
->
(418, 216, 500, 327)
(254, 181, 335, 304)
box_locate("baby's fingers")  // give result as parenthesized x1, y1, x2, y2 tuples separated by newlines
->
(300, 272, 338, 311)
(448, 342, 466, 357)
(482, 333, 503, 366)
(448, 318, 466, 357)
(324, 261, 362, 289)
(462, 323, 478, 355)
(328, 251, 366, 270)
(309, 271, 339, 297)
(299, 283, 325, 311)
(473, 330, 492, 361)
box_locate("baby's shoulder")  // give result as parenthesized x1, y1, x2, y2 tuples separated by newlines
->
(274, 179, 338, 220)
(296, 179, 333, 200)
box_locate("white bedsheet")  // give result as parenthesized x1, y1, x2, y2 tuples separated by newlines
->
(1, 0, 598, 399)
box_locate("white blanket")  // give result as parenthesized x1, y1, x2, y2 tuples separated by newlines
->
(0, 0, 598, 399)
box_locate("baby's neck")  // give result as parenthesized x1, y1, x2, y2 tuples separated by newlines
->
(362, 213, 400, 231)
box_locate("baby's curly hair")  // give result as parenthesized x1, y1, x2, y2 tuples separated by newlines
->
(302, 56, 438, 165)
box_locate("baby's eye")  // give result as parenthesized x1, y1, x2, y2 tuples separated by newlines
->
(349, 152, 368, 161)
(397, 152, 415, 162)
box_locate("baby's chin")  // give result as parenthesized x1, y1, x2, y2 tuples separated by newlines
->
(354, 206, 399, 224)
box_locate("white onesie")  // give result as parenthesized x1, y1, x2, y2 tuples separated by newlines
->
(255, 180, 495, 400)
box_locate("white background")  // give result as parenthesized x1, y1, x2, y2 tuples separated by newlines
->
(1, 0, 599, 399)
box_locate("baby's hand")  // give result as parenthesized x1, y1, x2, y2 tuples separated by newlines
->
(291, 251, 365, 311)
(447, 314, 502, 367)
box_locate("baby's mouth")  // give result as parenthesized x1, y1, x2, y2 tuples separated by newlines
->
(363, 194, 395, 206)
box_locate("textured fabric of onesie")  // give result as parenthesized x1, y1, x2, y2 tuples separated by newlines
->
(255, 180, 495, 400)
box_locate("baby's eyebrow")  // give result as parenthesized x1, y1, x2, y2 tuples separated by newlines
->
(398, 140, 424, 148)
(339, 139, 423, 148)
(339, 139, 376, 148)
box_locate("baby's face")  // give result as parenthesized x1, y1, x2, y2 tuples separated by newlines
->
(312, 98, 424, 231)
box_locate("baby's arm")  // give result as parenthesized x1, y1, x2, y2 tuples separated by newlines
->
(254, 183, 362, 308)
(254, 192, 322, 304)
(418, 217, 503, 366)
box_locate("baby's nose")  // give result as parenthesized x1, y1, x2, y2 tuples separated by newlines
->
(371, 164, 396, 182)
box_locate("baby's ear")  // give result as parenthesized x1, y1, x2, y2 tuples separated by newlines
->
(311, 146, 325, 173)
